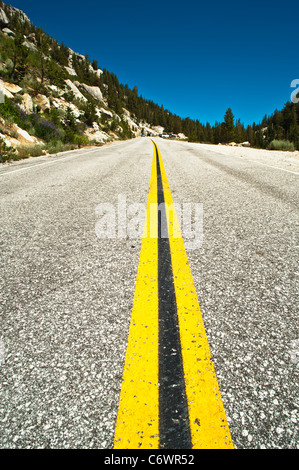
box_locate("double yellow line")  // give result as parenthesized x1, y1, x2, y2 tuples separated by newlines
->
(114, 142, 233, 449)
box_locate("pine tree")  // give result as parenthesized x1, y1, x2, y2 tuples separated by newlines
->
(222, 108, 235, 143)
(36, 27, 50, 83)
(9, 27, 29, 81)
(83, 100, 97, 126)
(235, 119, 246, 143)
(288, 104, 299, 149)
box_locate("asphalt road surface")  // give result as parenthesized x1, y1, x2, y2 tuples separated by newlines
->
(0, 137, 298, 449)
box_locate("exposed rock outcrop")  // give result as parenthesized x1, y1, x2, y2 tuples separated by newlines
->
(0, 7, 9, 28)
(4, 82, 22, 94)
(35, 94, 50, 112)
(21, 93, 34, 114)
(64, 66, 77, 76)
(100, 108, 113, 118)
(51, 97, 82, 118)
(4, 5, 31, 25)
(74, 81, 103, 102)
(26, 32, 36, 42)
(240, 141, 251, 147)
(23, 39, 38, 52)
(2, 27, 14, 37)
(65, 79, 87, 101)
(84, 127, 109, 143)
(16, 127, 35, 143)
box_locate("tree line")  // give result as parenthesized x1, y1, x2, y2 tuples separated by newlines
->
(101, 65, 299, 149)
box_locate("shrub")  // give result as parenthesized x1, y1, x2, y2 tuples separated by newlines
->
(48, 108, 63, 126)
(0, 97, 29, 130)
(62, 144, 76, 151)
(118, 119, 134, 139)
(46, 140, 64, 154)
(62, 91, 75, 103)
(268, 140, 295, 151)
(5, 58, 13, 72)
(63, 127, 76, 144)
(0, 137, 18, 162)
(73, 134, 89, 147)
(17, 144, 46, 159)
(29, 115, 63, 142)
(82, 100, 97, 126)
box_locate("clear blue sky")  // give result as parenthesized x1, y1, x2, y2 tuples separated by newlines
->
(6, 0, 299, 126)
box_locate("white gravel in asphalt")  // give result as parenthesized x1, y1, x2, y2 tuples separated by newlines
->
(155, 138, 298, 449)
(0, 137, 298, 449)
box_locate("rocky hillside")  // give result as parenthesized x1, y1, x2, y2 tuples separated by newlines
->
(0, 1, 170, 161)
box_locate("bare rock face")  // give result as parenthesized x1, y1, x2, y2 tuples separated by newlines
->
(22, 40, 38, 52)
(240, 141, 251, 147)
(0, 80, 13, 99)
(74, 81, 103, 102)
(3, 82, 22, 94)
(0, 7, 9, 28)
(35, 94, 51, 112)
(27, 32, 36, 42)
(64, 66, 77, 76)
(16, 126, 35, 143)
(5, 5, 31, 25)
(21, 93, 34, 114)
(65, 79, 87, 102)
(84, 127, 109, 143)
(2, 27, 14, 37)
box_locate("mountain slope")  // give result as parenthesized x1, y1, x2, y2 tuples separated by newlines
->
(0, 1, 173, 161)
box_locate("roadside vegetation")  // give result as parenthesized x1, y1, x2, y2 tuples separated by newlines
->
(267, 140, 295, 151)
(0, 135, 81, 162)
(0, 135, 16, 162)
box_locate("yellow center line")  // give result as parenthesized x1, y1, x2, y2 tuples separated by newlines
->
(114, 151, 159, 449)
(114, 142, 234, 449)
(156, 143, 234, 449)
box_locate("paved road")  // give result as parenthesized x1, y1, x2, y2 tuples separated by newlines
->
(0, 138, 298, 449)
